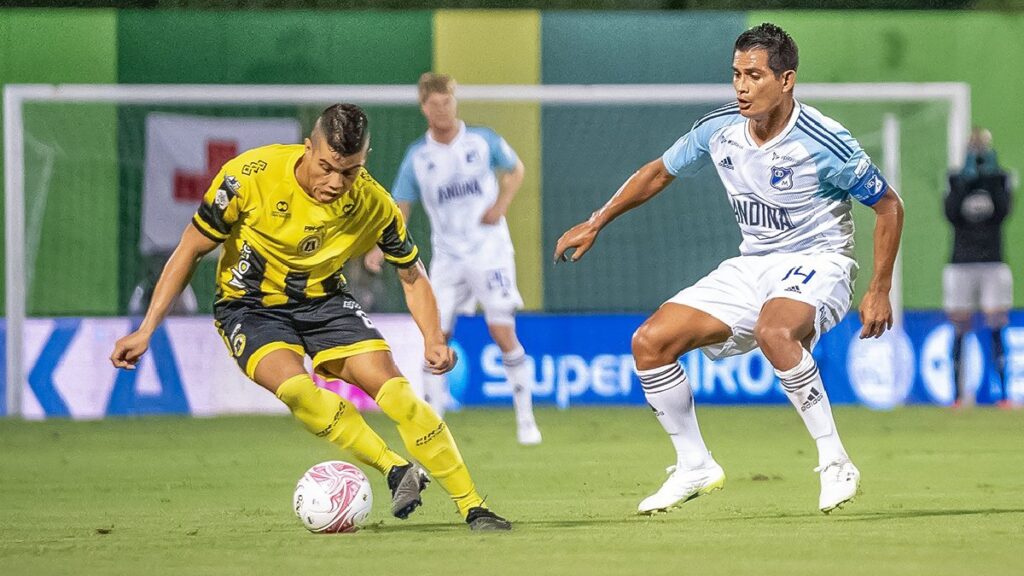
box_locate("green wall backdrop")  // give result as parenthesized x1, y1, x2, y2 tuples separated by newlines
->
(0, 9, 1020, 315)
(541, 12, 749, 312)
(0, 9, 120, 315)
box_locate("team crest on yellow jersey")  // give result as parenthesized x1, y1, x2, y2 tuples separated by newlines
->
(299, 233, 323, 255)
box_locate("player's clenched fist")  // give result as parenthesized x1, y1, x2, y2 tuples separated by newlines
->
(424, 342, 457, 375)
(110, 331, 151, 370)
(554, 219, 600, 263)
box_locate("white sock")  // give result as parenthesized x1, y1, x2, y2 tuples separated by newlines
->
(503, 346, 537, 428)
(636, 363, 710, 470)
(775, 349, 848, 467)
(421, 366, 447, 420)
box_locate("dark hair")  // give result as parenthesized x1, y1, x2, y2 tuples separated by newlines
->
(315, 103, 369, 156)
(734, 23, 799, 76)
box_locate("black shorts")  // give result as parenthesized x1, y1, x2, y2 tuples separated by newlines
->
(213, 292, 390, 379)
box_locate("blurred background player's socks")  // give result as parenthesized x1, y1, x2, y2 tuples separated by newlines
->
(992, 328, 1008, 403)
(503, 347, 539, 430)
(421, 366, 448, 419)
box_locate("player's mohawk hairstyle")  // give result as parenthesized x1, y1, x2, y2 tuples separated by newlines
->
(316, 103, 369, 157)
(735, 22, 799, 76)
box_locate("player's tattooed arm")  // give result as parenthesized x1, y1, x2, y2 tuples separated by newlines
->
(397, 260, 423, 285)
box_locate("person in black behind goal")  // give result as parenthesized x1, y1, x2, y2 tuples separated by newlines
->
(944, 128, 1015, 408)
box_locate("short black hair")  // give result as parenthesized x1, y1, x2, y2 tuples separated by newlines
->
(315, 103, 369, 156)
(734, 23, 799, 76)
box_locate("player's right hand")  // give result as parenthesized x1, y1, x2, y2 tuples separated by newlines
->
(554, 220, 600, 263)
(110, 331, 151, 370)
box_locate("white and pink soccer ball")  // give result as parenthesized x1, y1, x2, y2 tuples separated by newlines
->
(293, 461, 373, 533)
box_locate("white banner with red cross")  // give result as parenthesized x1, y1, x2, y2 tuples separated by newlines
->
(142, 113, 301, 254)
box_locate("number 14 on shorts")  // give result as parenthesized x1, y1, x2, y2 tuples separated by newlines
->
(782, 265, 816, 284)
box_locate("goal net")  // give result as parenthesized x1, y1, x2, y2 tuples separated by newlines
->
(3, 83, 971, 416)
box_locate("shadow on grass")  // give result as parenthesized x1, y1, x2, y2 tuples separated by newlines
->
(360, 507, 1024, 533)
(362, 516, 653, 533)
(838, 508, 1024, 522)
(709, 507, 1024, 522)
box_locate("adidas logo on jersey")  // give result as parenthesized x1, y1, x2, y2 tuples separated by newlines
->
(718, 156, 735, 170)
(784, 285, 802, 293)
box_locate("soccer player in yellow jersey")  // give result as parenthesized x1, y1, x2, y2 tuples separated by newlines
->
(110, 104, 511, 531)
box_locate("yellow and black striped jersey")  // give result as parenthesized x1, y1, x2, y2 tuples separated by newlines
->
(192, 144, 418, 307)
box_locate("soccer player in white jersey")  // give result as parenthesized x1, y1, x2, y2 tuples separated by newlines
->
(367, 73, 542, 445)
(555, 23, 904, 514)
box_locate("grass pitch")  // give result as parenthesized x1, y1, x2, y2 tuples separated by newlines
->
(2, 406, 1022, 576)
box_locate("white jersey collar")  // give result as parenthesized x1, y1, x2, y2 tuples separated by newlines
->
(427, 121, 466, 147)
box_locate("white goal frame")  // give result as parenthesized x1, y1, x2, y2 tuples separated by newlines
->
(3, 82, 971, 417)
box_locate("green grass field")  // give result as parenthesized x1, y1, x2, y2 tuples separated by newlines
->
(2, 406, 1022, 576)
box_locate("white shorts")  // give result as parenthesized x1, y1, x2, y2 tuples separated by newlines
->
(667, 252, 857, 360)
(943, 262, 1013, 313)
(430, 247, 524, 332)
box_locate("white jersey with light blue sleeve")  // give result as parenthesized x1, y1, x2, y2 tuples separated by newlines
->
(391, 135, 425, 204)
(662, 103, 746, 177)
(661, 101, 889, 258)
(392, 122, 517, 258)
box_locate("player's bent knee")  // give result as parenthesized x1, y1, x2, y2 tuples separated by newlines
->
(632, 324, 683, 367)
(753, 323, 797, 351)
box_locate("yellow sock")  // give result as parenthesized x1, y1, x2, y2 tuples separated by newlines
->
(375, 377, 484, 518)
(276, 374, 407, 475)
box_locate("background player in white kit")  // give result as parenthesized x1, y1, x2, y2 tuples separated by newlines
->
(367, 73, 542, 445)
(555, 23, 904, 514)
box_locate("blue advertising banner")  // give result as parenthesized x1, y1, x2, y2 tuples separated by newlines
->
(448, 311, 1024, 409)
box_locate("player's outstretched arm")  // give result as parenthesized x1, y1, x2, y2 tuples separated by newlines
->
(110, 225, 219, 369)
(397, 261, 456, 375)
(553, 157, 675, 263)
(859, 187, 904, 339)
(482, 158, 525, 225)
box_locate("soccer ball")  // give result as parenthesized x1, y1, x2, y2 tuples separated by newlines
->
(293, 461, 373, 533)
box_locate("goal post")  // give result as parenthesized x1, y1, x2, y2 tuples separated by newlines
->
(3, 82, 971, 418)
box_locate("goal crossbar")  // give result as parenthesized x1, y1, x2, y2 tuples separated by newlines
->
(3, 82, 972, 417)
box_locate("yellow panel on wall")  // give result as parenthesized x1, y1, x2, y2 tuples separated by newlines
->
(433, 10, 540, 84)
(433, 10, 543, 310)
